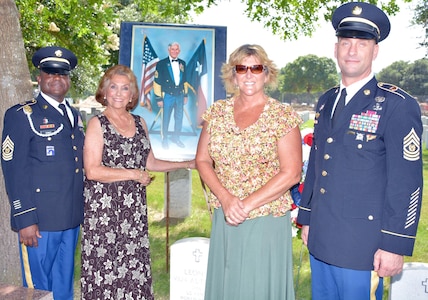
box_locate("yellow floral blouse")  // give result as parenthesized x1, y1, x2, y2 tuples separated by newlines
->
(203, 97, 303, 219)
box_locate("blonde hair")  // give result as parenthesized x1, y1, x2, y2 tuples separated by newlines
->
(221, 44, 279, 95)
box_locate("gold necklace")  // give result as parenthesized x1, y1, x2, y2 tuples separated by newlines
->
(107, 114, 132, 134)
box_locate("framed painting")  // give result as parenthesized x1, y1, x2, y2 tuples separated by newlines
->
(119, 22, 227, 161)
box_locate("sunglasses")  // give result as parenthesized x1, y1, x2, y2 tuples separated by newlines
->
(234, 64, 265, 74)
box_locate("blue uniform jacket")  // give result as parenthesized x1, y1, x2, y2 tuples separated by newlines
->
(297, 77, 423, 270)
(154, 57, 187, 98)
(1, 95, 84, 232)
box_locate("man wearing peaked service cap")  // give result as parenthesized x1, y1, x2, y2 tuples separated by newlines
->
(297, 2, 423, 299)
(332, 2, 391, 43)
(32, 46, 78, 75)
(1, 45, 84, 299)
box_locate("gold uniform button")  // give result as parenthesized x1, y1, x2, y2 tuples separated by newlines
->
(47, 137, 52, 141)
(327, 137, 333, 143)
(35, 188, 41, 193)
(75, 168, 79, 173)
(75, 157, 79, 162)
(71, 134, 75, 139)
(324, 154, 330, 160)
(320, 188, 326, 194)
(322, 170, 328, 176)
(368, 215, 374, 221)
(73, 146, 77, 150)
(357, 144, 363, 149)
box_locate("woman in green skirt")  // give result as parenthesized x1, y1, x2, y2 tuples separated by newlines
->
(196, 44, 302, 300)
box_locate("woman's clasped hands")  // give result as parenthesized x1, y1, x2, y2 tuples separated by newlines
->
(222, 195, 249, 226)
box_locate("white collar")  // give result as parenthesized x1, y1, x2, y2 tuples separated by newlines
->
(340, 73, 374, 104)
(40, 92, 69, 113)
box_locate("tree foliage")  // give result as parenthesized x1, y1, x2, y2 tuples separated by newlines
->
(279, 54, 338, 94)
(376, 60, 410, 87)
(16, 0, 197, 97)
(377, 58, 428, 96)
(412, 0, 428, 55)
(216, 0, 407, 40)
(15, 0, 415, 98)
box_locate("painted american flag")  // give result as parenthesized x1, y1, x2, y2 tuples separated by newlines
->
(140, 36, 159, 111)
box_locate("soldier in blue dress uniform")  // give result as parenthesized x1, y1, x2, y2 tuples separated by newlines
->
(297, 3, 423, 299)
(1, 46, 84, 299)
(154, 42, 188, 149)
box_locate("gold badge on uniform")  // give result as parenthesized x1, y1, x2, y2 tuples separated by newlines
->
(366, 134, 377, 141)
(23, 105, 32, 114)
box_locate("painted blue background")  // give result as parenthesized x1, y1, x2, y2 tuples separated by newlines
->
(119, 23, 227, 161)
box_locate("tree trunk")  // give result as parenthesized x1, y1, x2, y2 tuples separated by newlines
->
(0, 0, 33, 285)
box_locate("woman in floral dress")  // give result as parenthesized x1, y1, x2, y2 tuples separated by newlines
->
(196, 44, 302, 299)
(81, 65, 194, 299)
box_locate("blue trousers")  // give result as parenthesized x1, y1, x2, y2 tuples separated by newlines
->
(310, 254, 383, 300)
(19, 226, 80, 300)
(162, 93, 184, 139)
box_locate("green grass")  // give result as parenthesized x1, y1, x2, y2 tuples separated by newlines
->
(74, 145, 428, 300)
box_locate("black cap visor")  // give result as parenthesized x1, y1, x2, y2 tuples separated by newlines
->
(39, 61, 71, 75)
(336, 21, 380, 42)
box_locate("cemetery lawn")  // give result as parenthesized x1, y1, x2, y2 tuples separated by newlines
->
(74, 142, 428, 300)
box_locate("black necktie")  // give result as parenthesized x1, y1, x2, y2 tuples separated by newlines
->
(59, 103, 72, 127)
(332, 88, 347, 125)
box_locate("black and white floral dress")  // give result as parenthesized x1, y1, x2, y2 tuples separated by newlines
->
(81, 114, 153, 300)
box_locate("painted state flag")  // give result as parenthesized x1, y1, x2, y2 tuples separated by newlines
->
(186, 39, 208, 125)
(140, 36, 159, 111)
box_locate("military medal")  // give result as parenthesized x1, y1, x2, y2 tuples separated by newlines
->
(349, 110, 380, 133)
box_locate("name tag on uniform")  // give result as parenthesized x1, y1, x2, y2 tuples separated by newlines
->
(46, 146, 55, 156)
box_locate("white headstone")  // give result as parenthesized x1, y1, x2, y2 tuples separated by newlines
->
(170, 237, 210, 300)
(389, 262, 428, 300)
(164, 169, 191, 218)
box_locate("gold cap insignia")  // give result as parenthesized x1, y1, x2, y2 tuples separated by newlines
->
(352, 5, 362, 16)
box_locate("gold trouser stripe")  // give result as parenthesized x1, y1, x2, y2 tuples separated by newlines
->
(21, 243, 34, 289)
(370, 271, 380, 300)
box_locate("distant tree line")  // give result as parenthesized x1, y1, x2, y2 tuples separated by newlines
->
(267, 55, 428, 105)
